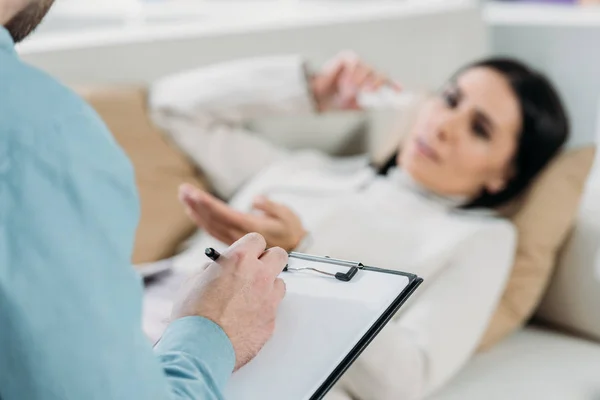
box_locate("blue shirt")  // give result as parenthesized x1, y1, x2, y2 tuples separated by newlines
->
(0, 27, 234, 400)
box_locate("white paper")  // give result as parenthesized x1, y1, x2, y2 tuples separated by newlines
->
(224, 257, 410, 400)
(142, 256, 411, 400)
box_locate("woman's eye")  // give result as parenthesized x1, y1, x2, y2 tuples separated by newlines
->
(472, 121, 491, 140)
(442, 90, 459, 108)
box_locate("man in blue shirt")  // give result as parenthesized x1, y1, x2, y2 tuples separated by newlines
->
(0, 1, 287, 399)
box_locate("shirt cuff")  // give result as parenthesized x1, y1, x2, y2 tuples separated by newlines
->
(154, 316, 235, 389)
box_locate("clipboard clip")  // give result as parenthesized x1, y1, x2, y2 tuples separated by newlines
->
(283, 252, 363, 282)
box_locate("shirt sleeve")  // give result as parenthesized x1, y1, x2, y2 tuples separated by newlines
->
(336, 221, 517, 400)
(149, 55, 316, 199)
(0, 111, 234, 400)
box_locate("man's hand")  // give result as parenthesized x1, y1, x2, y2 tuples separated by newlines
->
(311, 51, 401, 112)
(171, 233, 287, 371)
(179, 184, 307, 252)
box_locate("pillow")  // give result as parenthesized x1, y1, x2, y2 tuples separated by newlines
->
(77, 86, 209, 266)
(478, 146, 596, 350)
(368, 94, 597, 350)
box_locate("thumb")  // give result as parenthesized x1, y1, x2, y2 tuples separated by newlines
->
(252, 196, 285, 219)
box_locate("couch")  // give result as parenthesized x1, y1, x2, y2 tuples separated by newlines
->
(431, 120, 600, 400)
(80, 86, 600, 400)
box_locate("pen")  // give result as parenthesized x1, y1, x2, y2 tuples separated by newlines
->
(205, 247, 221, 261)
(206, 248, 356, 281)
(207, 246, 291, 274)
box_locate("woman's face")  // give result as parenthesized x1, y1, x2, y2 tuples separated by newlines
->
(400, 67, 521, 199)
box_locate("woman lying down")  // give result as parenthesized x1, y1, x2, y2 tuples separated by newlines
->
(146, 52, 568, 400)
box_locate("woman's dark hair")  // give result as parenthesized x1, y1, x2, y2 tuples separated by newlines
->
(376, 57, 569, 209)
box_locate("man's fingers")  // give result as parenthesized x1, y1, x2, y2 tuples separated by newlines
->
(259, 247, 289, 278)
(272, 278, 287, 303)
(226, 233, 268, 261)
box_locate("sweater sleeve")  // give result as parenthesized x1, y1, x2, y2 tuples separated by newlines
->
(337, 221, 517, 400)
(149, 55, 316, 199)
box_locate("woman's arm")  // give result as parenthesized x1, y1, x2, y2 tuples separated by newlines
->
(337, 221, 517, 400)
(149, 55, 316, 199)
(149, 52, 399, 200)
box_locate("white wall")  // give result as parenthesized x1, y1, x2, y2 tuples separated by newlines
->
(19, 3, 486, 93)
(21, 2, 599, 149)
(490, 25, 600, 148)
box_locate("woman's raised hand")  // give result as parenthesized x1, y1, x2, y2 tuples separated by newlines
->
(310, 51, 401, 112)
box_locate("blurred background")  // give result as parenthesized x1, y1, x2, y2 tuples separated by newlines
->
(16, 0, 600, 147)
(14, 2, 600, 398)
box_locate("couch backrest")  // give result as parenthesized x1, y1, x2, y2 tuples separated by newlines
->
(535, 102, 600, 342)
(245, 94, 423, 160)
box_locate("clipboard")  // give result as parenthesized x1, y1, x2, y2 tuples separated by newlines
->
(223, 252, 423, 400)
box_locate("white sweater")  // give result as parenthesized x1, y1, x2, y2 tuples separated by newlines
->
(148, 56, 517, 400)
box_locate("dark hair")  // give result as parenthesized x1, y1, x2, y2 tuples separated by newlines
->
(377, 57, 569, 209)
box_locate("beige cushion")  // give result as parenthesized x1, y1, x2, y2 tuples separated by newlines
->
(370, 95, 597, 350)
(478, 146, 596, 350)
(77, 86, 209, 266)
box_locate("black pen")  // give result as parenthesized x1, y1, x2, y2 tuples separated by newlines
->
(206, 246, 292, 273)
(205, 247, 221, 261)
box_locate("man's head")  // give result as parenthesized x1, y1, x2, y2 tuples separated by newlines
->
(1, 0, 55, 43)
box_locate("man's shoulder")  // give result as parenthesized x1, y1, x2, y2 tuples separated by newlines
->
(0, 53, 105, 139)
(0, 53, 125, 167)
